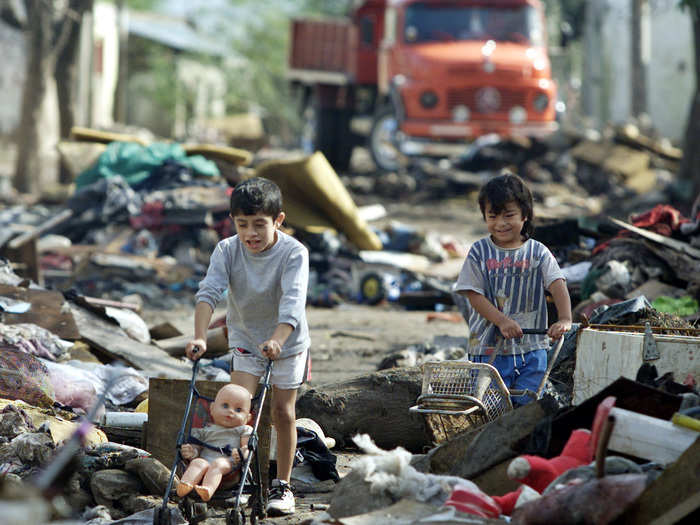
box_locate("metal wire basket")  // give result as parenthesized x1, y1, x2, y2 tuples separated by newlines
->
(409, 360, 513, 443)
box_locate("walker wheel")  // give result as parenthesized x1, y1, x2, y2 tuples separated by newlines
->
(226, 508, 245, 525)
(152, 505, 171, 525)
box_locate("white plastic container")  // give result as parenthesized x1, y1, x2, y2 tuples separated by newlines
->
(573, 328, 700, 405)
(102, 411, 148, 428)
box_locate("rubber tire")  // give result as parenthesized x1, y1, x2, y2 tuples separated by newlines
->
(368, 107, 404, 172)
(359, 272, 387, 305)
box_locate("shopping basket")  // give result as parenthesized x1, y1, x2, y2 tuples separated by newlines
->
(410, 330, 565, 443)
(409, 360, 512, 443)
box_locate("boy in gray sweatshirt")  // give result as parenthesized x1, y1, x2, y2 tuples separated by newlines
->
(185, 177, 309, 516)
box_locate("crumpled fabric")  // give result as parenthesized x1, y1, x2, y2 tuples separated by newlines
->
(75, 141, 219, 189)
(68, 175, 143, 221)
(350, 434, 475, 507)
(594, 204, 690, 255)
(0, 348, 55, 408)
(0, 323, 70, 360)
(629, 204, 689, 236)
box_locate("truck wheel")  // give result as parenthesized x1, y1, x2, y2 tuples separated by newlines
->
(301, 99, 353, 172)
(369, 108, 404, 172)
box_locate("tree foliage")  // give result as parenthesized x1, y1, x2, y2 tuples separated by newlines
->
(186, 0, 353, 140)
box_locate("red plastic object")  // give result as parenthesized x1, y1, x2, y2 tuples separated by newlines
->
(444, 484, 502, 518)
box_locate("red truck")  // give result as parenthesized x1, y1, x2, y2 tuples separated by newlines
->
(288, 0, 558, 171)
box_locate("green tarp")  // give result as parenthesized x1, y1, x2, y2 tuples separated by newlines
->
(75, 141, 219, 189)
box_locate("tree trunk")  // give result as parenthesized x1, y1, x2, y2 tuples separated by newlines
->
(13, 0, 54, 194)
(55, 0, 93, 183)
(680, 6, 700, 202)
(295, 367, 432, 452)
(630, 0, 649, 118)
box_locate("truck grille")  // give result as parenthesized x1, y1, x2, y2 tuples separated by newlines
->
(446, 87, 527, 115)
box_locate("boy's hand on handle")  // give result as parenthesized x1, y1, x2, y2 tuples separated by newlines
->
(181, 444, 198, 460)
(185, 339, 207, 361)
(259, 339, 281, 360)
(548, 320, 572, 340)
(497, 318, 523, 339)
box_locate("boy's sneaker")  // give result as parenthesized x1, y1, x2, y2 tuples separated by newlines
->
(266, 479, 295, 516)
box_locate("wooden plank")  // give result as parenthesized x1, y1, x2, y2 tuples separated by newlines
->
(644, 241, 700, 284)
(153, 327, 229, 357)
(607, 407, 699, 464)
(428, 397, 559, 479)
(149, 322, 183, 341)
(8, 209, 73, 249)
(71, 305, 191, 378)
(614, 437, 700, 525)
(147, 377, 271, 494)
(0, 239, 41, 284)
(609, 217, 700, 259)
(0, 284, 80, 339)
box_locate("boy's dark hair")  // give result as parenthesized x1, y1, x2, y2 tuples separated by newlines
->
(230, 177, 283, 218)
(478, 172, 534, 239)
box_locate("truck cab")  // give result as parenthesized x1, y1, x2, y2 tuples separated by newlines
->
(288, 0, 557, 172)
(372, 0, 557, 169)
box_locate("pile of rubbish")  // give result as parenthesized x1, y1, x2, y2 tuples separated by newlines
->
(0, 122, 699, 523)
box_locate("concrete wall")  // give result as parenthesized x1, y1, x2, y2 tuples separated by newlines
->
(175, 57, 227, 139)
(90, 2, 120, 127)
(583, 0, 693, 142)
(648, 1, 694, 142)
(0, 23, 26, 134)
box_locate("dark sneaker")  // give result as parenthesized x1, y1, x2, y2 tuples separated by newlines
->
(266, 478, 295, 516)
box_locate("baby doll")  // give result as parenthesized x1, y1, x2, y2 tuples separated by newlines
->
(176, 383, 253, 501)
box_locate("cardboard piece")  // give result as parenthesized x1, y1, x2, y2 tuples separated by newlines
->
(255, 152, 383, 251)
(0, 284, 80, 340)
(0, 398, 107, 446)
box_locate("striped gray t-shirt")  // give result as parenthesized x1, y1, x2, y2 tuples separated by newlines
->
(454, 237, 564, 355)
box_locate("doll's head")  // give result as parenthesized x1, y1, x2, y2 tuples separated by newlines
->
(209, 384, 252, 428)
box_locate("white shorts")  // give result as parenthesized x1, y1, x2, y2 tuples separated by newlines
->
(230, 348, 310, 390)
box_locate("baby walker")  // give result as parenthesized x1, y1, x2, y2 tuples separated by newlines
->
(154, 355, 273, 525)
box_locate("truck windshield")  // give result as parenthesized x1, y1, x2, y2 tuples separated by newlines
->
(404, 3, 543, 46)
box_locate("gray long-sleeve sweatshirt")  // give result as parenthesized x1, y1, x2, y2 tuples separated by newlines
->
(195, 230, 310, 358)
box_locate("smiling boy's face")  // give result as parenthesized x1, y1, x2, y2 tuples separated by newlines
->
(232, 211, 285, 254)
(484, 200, 526, 249)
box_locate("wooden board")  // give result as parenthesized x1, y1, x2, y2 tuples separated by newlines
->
(614, 437, 700, 524)
(71, 305, 191, 379)
(607, 407, 699, 464)
(0, 239, 41, 284)
(0, 284, 80, 339)
(147, 377, 271, 493)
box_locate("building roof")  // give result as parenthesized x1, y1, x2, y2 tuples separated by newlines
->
(127, 11, 228, 56)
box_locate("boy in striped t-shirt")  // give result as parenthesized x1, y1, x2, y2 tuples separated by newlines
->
(454, 173, 572, 405)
